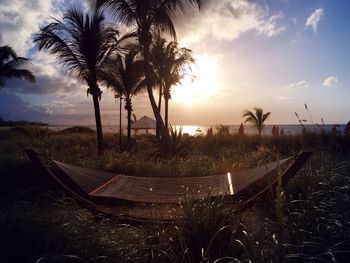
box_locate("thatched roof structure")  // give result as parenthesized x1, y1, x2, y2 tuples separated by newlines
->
(131, 116, 156, 134)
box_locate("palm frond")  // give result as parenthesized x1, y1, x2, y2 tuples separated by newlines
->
(34, 7, 120, 85)
(5, 57, 32, 69)
(262, 112, 271, 123)
(0, 45, 35, 87)
(99, 47, 146, 100)
(0, 45, 18, 61)
(2, 69, 36, 84)
(91, 0, 137, 26)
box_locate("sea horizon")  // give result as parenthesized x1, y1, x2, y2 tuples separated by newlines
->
(48, 123, 347, 136)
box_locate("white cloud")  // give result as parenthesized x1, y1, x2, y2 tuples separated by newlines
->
(305, 8, 324, 33)
(0, 0, 60, 54)
(275, 96, 293, 100)
(258, 12, 286, 37)
(176, 0, 286, 45)
(322, 76, 338, 87)
(0, 0, 90, 95)
(287, 80, 309, 89)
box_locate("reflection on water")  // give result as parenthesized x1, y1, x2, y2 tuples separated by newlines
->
(172, 125, 203, 136)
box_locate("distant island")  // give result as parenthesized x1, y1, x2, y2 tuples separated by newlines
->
(0, 118, 48, 127)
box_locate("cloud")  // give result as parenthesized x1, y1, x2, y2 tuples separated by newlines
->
(0, 92, 50, 121)
(275, 96, 293, 100)
(0, 91, 122, 125)
(322, 76, 338, 87)
(305, 8, 324, 33)
(0, 0, 55, 54)
(43, 100, 75, 114)
(176, 0, 286, 45)
(6, 68, 81, 95)
(0, 0, 88, 95)
(287, 80, 309, 89)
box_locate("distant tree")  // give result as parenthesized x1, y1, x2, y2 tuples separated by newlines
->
(280, 128, 285, 136)
(243, 107, 271, 136)
(92, 0, 203, 156)
(0, 45, 35, 88)
(238, 123, 244, 135)
(100, 48, 146, 149)
(271, 125, 276, 136)
(151, 34, 194, 131)
(34, 7, 120, 155)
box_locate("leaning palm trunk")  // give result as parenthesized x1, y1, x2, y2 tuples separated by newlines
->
(141, 34, 171, 153)
(90, 85, 104, 155)
(157, 84, 163, 112)
(156, 84, 163, 138)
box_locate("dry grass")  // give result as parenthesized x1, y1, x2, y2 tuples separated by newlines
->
(0, 126, 349, 262)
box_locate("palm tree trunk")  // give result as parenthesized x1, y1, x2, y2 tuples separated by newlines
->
(91, 91, 104, 155)
(158, 84, 162, 112)
(126, 98, 132, 149)
(119, 96, 122, 150)
(164, 86, 170, 132)
(165, 97, 169, 131)
(156, 84, 163, 138)
(141, 32, 171, 154)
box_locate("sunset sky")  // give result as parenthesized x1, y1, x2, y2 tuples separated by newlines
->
(1, 0, 349, 125)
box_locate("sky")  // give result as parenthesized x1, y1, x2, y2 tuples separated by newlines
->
(0, 0, 350, 126)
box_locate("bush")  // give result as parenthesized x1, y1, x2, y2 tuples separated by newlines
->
(61, 126, 96, 134)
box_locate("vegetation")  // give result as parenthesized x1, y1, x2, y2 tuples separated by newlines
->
(2, 1, 349, 262)
(243, 107, 271, 136)
(151, 34, 194, 131)
(0, 45, 35, 88)
(93, 0, 203, 156)
(34, 7, 122, 155)
(1, 127, 350, 262)
(0, 117, 47, 126)
(100, 47, 146, 149)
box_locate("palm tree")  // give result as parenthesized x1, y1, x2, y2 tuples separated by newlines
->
(0, 45, 35, 88)
(243, 107, 271, 136)
(100, 49, 146, 149)
(151, 36, 193, 130)
(150, 33, 167, 138)
(92, 0, 203, 155)
(33, 7, 119, 155)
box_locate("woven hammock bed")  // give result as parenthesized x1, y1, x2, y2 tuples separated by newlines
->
(26, 149, 311, 222)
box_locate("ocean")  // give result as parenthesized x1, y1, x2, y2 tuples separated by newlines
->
(48, 124, 347, 136)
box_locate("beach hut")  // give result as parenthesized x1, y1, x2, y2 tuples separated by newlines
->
(131, 115, 156, 135)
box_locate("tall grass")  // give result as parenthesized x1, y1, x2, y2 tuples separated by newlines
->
(1, 127, 350, 262)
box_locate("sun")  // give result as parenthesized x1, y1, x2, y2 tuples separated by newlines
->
(172, 54, 220, 105)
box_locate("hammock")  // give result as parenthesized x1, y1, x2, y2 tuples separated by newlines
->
(26, 149, 311, 221)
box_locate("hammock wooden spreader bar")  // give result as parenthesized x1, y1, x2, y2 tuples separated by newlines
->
(25, 149, 311, 220)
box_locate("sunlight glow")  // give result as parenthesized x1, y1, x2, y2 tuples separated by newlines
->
(172, 54, 220, 105)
